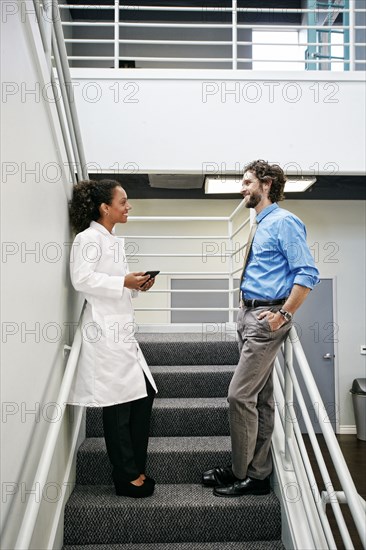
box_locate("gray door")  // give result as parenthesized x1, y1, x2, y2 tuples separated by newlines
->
(289, 279, 336, 433)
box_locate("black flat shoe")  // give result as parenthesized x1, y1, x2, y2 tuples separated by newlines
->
(213, 476, 270, 497)
(143, 476, 156, 487)
(115, 480, 155, 498)
(202, 466, 238, 487)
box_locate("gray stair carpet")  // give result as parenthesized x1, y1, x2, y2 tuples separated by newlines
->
(64, 542, 285, 550)
(137, 334, 239, 366)
(77, 436, 231, 485)
(150, 365, 235, 398)
(64, 485, 281, 545)
(63, 335, 283, 549)
(86, 398, 230, 438)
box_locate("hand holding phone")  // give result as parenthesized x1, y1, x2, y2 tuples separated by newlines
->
(139, 270, 159, 292)
(143, 270, 160, 280)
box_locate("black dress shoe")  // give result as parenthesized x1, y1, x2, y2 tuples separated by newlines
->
(213, 476, 270, 497)
(202, 466, 238, 487)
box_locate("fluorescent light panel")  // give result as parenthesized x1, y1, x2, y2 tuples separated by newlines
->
(205, 176, 316, 194)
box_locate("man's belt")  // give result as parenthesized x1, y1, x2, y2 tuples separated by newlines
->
(241, 297, 287, 308)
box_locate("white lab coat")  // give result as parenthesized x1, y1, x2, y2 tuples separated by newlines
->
(67, 221, 157, 407)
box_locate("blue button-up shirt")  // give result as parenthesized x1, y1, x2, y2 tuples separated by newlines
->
(241, 203, 320, 300)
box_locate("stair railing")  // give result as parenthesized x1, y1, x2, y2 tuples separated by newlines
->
(32, 0, 88, 182)
(15, 307, 85, 549)
(274, 327, 366, 549)
(58, 2, 365, 70)
(125, 199, 249, 325)
(14, 2, 89, 548)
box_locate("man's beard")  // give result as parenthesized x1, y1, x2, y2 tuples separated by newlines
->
(245, 191, 262, 208)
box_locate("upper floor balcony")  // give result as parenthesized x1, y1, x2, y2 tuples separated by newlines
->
(59, 0, 366, 72)
(41, 1, 365, 183)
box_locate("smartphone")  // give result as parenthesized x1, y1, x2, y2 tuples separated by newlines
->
(143, 270, 160, 279)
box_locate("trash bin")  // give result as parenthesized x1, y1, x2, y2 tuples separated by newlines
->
(350, 378, 366, 441)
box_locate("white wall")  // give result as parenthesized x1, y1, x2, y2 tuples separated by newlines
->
(1, 7, 79, 550)
(70, 68, 365, 175)
(118, 198, 366, 430)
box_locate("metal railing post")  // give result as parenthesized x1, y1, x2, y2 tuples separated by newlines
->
(343, 0, 350, 70)
(114, 0, 119, 68)
(228, 219, 234, 323)
(232, 0, 238, 69)
(284, 337, 294, 467)
(349, 0, 356, 69)
(32, 0, 50, 63)
(42, 0, 53, 69)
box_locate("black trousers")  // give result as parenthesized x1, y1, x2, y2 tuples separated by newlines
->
(102, 375, 155, 483)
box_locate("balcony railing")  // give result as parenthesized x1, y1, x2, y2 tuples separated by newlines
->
(56, 1, 366, 71)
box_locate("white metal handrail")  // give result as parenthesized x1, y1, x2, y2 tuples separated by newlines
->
(274, 357, 338, 548)
(64, 39, 365, 46)
(141, 271, 232, 276)
(128, 253, 233, 257)
(13, 3, 90, 548)
(15, 307, 85, 549)
(123, 235, 230, 239)
(133, 307, 240, 311)
(276, 328, 366, 549)
(145, 289, 238, 293)
(58, 4, 366, 13)
(65, 56, 362, 64)
(126, 216, 230, 221)
(60, 22, 364, 30)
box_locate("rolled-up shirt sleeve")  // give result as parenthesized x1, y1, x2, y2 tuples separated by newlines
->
(70, 232, 125, 298)
(278, 216, 320, 290)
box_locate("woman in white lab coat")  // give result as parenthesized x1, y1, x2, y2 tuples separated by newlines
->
(68, 179, 157, 498)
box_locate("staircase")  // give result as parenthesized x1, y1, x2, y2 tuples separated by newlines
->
(63, 334, 284, 550)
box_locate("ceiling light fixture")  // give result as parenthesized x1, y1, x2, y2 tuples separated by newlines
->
(204, 176, 317, 194)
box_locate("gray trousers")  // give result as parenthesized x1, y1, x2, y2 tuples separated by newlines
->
(228, 306, 292, 480)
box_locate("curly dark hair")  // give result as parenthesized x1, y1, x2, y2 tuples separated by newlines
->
(69, 179, 123, 234)
(244, 159, 287, 202)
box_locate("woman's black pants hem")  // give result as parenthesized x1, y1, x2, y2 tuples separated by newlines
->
(102, 375, 155, 483)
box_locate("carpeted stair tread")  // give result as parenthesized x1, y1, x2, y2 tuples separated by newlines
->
(64, 484, 281, 545)
(64, 337, 283, 548)
(151, 365, 235, 370)
(150, 365, 235, 398)
(86, 398, 229, 438)
(137, 336, 239, 366)
(63, 541, 285, 550)
(77, 436, 231, 485)
(137, 333, 237, 343)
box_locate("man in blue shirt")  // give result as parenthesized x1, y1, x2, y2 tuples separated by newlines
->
(202, 159, 319, 497)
